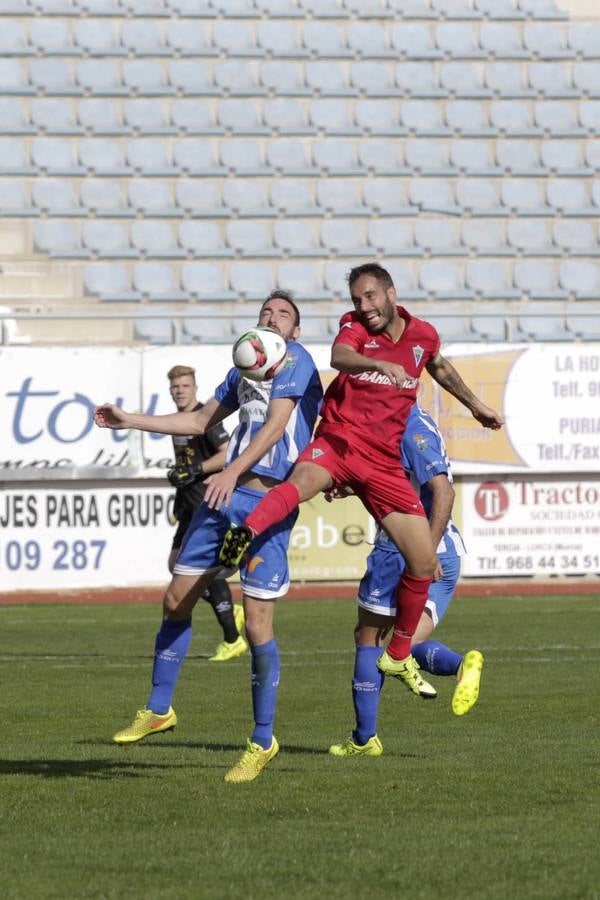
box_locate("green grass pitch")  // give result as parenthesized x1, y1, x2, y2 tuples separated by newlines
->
(1, 593, 599, 900)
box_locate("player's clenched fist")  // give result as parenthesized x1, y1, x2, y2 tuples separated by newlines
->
(94, 403, 129, 429)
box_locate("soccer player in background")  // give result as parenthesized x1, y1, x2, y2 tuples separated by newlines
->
(94, 292, 323, 783)
(220, 263, 502, 699)
(166, 364, 247, 663)
(329, 402, 483, 758)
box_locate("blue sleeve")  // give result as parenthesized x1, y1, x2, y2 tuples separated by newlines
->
(214, 367, 241, 412)
(401, 410, 449, 488)
(270, 342, 316, 401)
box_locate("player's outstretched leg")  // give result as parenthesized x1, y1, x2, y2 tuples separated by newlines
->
(219, 525, 254, 568)
(452, 650, 484, 716)
(377, 651, 437, 699)
(113, 707, 177, 745)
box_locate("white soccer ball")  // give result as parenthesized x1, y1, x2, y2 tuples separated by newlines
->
(232, 326, 288, 381)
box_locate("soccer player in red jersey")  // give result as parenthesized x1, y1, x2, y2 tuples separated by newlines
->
(219, 263, 503, 696)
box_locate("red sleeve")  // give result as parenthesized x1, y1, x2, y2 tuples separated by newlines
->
(331, 312, 367, 352)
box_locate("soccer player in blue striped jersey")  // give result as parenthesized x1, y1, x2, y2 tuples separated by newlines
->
(94, 292, 323, 782)
(329, 403, 484, 758)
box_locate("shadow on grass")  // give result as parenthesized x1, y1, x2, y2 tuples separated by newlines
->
(77, 738, 329, 756)
(0, 758, 192, 779)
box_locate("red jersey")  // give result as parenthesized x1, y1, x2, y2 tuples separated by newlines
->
(318, 306, 440, 458)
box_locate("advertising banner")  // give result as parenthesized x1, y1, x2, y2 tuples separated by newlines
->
(0, 483, 375, 591)
(461, 477, 600, 576)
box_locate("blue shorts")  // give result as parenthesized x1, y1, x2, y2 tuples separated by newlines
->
(173, 485, 297, 601)
(358, 544, 461, 626)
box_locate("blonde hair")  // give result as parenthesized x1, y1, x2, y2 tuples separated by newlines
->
(167, 365, 196, 382)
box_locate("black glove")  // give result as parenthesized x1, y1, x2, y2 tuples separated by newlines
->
(167, 463, 203, 488)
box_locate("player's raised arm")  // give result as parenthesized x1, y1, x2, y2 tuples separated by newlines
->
(425, 354, 504, 430)
(93, 396, 232, 436)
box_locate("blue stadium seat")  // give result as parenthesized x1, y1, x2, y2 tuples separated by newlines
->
(415, 218, 464, 255)
(132, 262, 185, 300)
(33, 220, 82, 256)
(76, 59, 125, 95)
(178, 221, 231, 257)
(180, 262, 236, 300)
(528, 62, 576, 98)
(273, 220, 322, 255)
(260, 60, 307, 96)
(534, 101, 583, 136)
(226, 220, 276, 257)
(173, 139, 225, 175)
(168, 60, 215, 94)
(217, 98, 268, 135)
(316, 179, 368, 215)
(80, 179, 129, 216)
(496, 139, 545, 175)
(546, 178, 592, 215)
(395, 62, 443, 98)
(312, 139, 364, 175)
(435, 23, 485, 58)
(83, 220, 133, 257)
(489, 100, 540, 137)
(84, 263, 138, 300)
(465, 260, 520, 298)
(516, 303, 571, 342)
(212, 21, 258, 55)
(183, 314, 233, 345)
(309, 99, 360, 135)
(559, 260, 600, 298)
(122, 60, 171, 96)
(266, 138, 318, 175)
(263, 98, 312, 134)
(305, 61, 353, 96)
(276, 262, 330, 300)
(30, 59, 77, 95)
(479, 23, 527, 58)
(455, 178, 504, 215)
(0, 21, 31, 57)
(124, 99, 174, 134)
(358, 138, 407, 174)
(0, 59, 31, 95)
(0, 98, 33, 134)
(501, 179, 548, 215)
(391, 24, 442, 59)
(350, 62, 395, 96)
(445, 100, 494, 135)
(400, 99, 449, 136)
(409, 178, 460, 215)
(257, 21, 305, 56)
(125, 139, 176, 175)
(320, 220, 373, 256)
(484, 62, 534, 98)
(78, 98, 129, 135)
(32, 137, 84, 175)
(165, 20, 214, 56)
(128, 179, 178, 216)
(461, 220, 510, 254)
(223, 180, 270, 216)
(221, 138, 271, 174)
(568, 24, 600, 59)
(553, 220, 597, 254)
(513, 260, 567, 299)
(362, 179, 415, 216)
(131, 220, 183, 257)
(0, 139, 34, 174)
(214, 60, 263, 96)
(0, 180, 32, 215)
(32, 179, 79, 215)
(419, 262, 472, 299)
(540, 140, 588, 174)
(405, 138, 454, 174)
(29, 19, 75, 55)
(74, 20, 123, 56)
(134, 315, 174, 345)
(507, 219, 556, 254)
(270, 178, 322, 215)
(229, 261, 273, 298)
(302, 22, 350, 57)
(367, 219, 414, 255)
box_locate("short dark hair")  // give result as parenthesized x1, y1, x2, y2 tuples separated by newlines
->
(261, 289, 301, 327)
(347, 263, 394, 292)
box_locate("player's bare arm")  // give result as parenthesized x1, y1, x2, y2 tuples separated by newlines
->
(93, 397, 231, 436)
(426, 355, 504, 430)
(426, 473, 455, 581)
(203, 396, 297, 510)
(331, 343, 409, 388)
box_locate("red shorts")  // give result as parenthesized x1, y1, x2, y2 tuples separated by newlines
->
(296, 430, 425, 523)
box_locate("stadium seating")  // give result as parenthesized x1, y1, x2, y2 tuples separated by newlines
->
(0, 0, 598, 345)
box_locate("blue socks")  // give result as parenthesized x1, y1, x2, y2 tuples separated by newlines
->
(412, 640, 462, 676)
(352, 645, 384, 747)
(148, 618, 192, 714)
(250, 639, 280, 750)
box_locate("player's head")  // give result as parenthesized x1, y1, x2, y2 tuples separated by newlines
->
(258, 290, 301, 343)
(167, 365, 197, 412)
(347, 263, 398, 334)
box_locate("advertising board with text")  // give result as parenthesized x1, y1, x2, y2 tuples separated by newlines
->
(0, 483, 375, 590)
(1, 343, 599, 476)
(461, 477, 600, 576)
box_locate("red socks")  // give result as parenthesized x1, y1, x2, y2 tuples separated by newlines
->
(386, 571, 433, 661)
(245, 482, 301, 536)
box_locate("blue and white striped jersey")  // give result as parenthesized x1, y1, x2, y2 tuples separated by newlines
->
(376, 404, 465, 557)
(215, 340, 323, 483)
